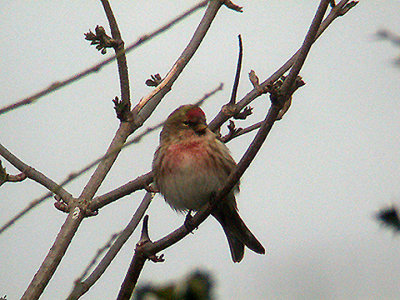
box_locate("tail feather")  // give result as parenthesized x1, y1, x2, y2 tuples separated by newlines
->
(212, 205, 265, 262)
(222, 225, 245, 262)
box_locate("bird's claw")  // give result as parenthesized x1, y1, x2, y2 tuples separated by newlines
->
(145, 184, 159, 194)
(184, 210, 197, 233)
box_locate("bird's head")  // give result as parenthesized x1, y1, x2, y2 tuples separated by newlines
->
(160, 105, 208, 142)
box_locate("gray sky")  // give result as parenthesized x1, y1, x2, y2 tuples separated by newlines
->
(1, 1, 400, 299)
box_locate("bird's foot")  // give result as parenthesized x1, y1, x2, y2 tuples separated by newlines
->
(209, 191, 219, 209)
(145, 183, 159, 194)
(184, 210, 197, 233)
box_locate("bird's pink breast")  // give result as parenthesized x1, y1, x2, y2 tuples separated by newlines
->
(163, 140, 211, 172)
(157, 139, 223, 210)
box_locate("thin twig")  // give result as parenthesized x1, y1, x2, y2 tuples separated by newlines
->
(229, 35, 243, 105)
(0, 160, 27, 186)
(221, 120, 262, 143)
(279, 0, 330, 98)
(77, 231, 121, 282)
(0, 1, 208, 116)
(101, 0, 131, 115)
(89, 172, 153, 211)
(0, 143, 73, 204)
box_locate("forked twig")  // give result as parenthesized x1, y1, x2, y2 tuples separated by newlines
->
(0, 1, 208, 116)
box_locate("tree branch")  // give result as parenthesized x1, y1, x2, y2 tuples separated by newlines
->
(89, 172, 153, 211)
(208, 0, 358, 131)
(0, 160, 27, 187)
(229, 34, 243, 105)
(67, 192, 154, 300)
(101, 0, 131, 118)
(279, 0, 330, 99)
(129, 0, 225, 126)
(0, 143, 73, 203)
(117, 215, 157, 300)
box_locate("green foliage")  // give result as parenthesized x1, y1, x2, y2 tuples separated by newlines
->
(134, 270, 213, 300)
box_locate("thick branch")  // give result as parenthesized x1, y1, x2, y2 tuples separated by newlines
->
(21, 209, 85, 300)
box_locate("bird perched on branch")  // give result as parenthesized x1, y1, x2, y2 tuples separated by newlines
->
(152, 104, 265, 262)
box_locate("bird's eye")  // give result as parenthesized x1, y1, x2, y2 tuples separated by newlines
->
(183, 120, 190, 126)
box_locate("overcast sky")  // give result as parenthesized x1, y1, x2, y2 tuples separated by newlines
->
(1, 1, 400, 299)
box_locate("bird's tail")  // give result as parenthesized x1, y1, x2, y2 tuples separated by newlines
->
(212, 204, 265, 263)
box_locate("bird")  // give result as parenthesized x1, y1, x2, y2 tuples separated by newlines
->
(152, 104, 265, 262)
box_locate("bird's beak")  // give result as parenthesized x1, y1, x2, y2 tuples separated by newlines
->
(195, 123, 208, 133)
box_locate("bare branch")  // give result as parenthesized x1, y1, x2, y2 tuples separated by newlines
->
(0, 143, 73, 203)
(0, 1, 208, 116)
(268, 0, 330, 118)
(89, 172, 153, 211)
(229, 35, 243, 105)
(0, 160, 27, 186)
(101, 0, 131, 119)
(117, 215, 164, 300)
(223, 0, 243, 12)
(221, 120, 261, 143)
(208, 0, 358, 131)
(278, 0, 330, 100)
(67, 192, 154, 300)
(130, 0, 225, 125)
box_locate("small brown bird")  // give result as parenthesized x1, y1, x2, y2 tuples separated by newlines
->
(152, 104, 265, 262)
